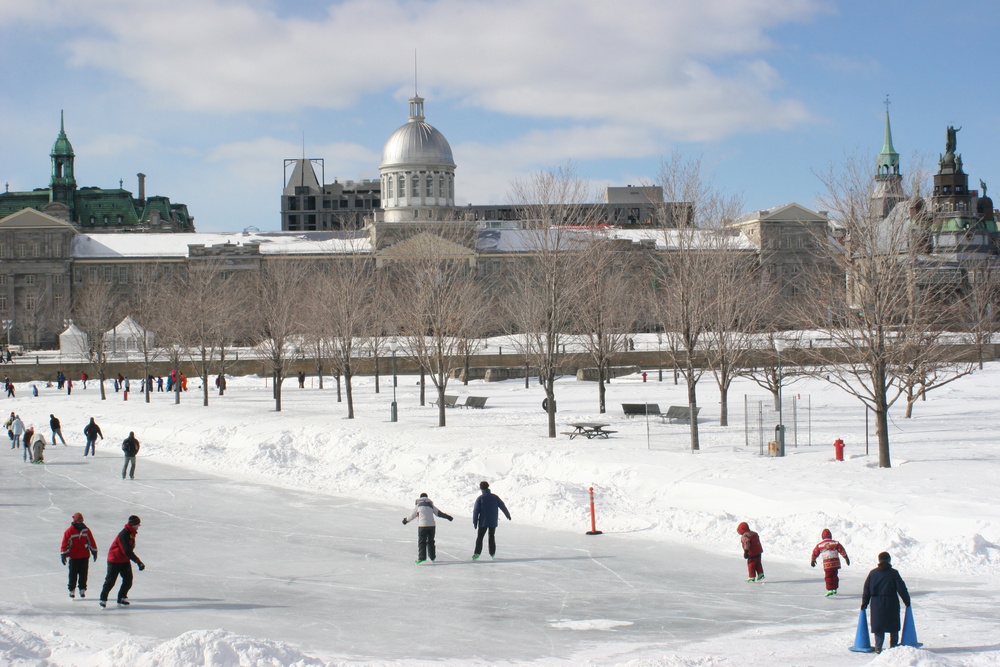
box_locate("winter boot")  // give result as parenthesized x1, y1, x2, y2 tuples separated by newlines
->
(472, 554, 480, 560)
(756, 574, 765, 581)
(69, 590, 75, 599)
(79, 589, 86, 598)
(825, 589, 837, 597)
(415, 560, 425, 565)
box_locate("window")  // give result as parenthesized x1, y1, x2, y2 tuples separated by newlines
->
(287, 214, 300, 229)
(103, 216, 109, 225)
(355, 198, 363, 207)
(54, 294, 63, 309)
(287, 197, 299, 211)
(387, 177, 394, 199)
(399, 176, 405, 198)
(323, 199, 331, 209)
(119, 266, 128, 283)
(54, 274, 64, 285)
(117, 215, 123, 224)
(305, 196, 316, 210)
(412, 176, 419, 197)
(0, 244, 5, 258)
(306, 214, 317, 230)
(104, 266, 113, 281)
(0, 294, 6, 310)
(17, 244, 26, 258)
(448, 176, 453, 199)
(89, 267, 97, 281)
(438, 177, 443, 197)
(75, 268, 83, 283)
(25, 275, 35, 285)
(294, 186, 310, 196)
(426, 178, 432, 197)
(25, 295, 36, 310)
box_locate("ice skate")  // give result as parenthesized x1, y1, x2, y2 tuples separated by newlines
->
(69, 590, 75, 599)
(415, 559, 425, 565)
(756, 574, 765, 581)
(825, 589, 836, 597)
(472, 554, 480, 560)
(99, 600, 107, 608)
(117, 598, 129, 606)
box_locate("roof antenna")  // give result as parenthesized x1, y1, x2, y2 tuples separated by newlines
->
(301, 132, 306, 186)
(414, 48, 418, 96)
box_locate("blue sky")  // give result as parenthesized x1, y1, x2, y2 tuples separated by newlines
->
(0, 0, 997, 232)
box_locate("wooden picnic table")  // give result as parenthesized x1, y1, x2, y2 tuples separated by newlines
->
(562, 423, 617, 439)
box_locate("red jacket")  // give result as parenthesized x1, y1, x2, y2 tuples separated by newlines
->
(811, 532, 848, 570)
(60, 522, 97, 559)
(107, 524, 140, 564)
(741, 530, 763, 558)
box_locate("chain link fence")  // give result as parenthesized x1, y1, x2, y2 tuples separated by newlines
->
(743, 394, 811, 455)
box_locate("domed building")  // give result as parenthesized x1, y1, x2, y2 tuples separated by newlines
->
(378, 95, 456, 223)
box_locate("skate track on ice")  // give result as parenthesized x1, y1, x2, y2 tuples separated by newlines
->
(0, 446, 994, 664)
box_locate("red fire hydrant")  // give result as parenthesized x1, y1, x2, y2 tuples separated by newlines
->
(834, 438, 845, 461)
(642, 372, 647, 383)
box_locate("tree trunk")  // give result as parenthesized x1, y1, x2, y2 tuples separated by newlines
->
(876, 406, 891, 468)
(525, 361, 530, 389)
(374, 356, 379, 394)
(598, 364, 606, 414)
(202, 349, 209, 407)
(546, 370, 557, 438)
(274, 372, 282, 412)
(345, 366, 354, 419)
(336, 372, 342, 402)
(438, 385, 446, 427)
(218, 349, 227, 395)
(464, 355, 470, 386)
(317, 362, 324, 390)
(100, 372, 106, 400)
(420, 368, 426, 406)
(686, 361, 700, 452)
(719, 380, 729, 427)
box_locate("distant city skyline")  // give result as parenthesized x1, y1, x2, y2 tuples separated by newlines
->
(0, 1, 996, 233)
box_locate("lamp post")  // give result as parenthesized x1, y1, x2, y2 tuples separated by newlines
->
(657, 332, 663, 382)
(774, 338, 788, 456)
(172, 343, 181, 405)
(389, 338, 398, 422)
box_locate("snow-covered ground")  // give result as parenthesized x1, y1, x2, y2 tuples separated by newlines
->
(2, 363, 999, 666)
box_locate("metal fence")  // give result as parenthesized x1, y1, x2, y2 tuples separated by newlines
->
(743, 394, 811, 455)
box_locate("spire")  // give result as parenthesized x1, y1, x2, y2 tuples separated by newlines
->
(876, 96, 899, 177)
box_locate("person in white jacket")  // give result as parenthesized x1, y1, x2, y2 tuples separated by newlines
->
(402, 493, 453, 564)
(30, 428, 48, 464)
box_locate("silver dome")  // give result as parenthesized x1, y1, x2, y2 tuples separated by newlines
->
(380, 120, 455, 169)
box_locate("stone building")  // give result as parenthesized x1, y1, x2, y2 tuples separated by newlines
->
(280, 158, 380, 231)
(0, 112, 194, 233)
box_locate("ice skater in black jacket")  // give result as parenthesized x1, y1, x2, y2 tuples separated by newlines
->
(402, 493, 453, 564)
(472, 481, 511, 560)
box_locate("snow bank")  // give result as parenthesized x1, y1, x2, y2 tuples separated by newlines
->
(89, 629, 324, 667)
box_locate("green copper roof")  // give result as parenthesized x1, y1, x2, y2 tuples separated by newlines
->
(876, 109, 899, 175)
(50, 110, 74, 157)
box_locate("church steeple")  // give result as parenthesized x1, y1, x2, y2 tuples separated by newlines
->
(876, 97, 899, 178)
(50, 110, 77, 206)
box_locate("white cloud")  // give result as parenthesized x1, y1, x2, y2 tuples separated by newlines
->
(207, 136, 379, 187)
(49, 0, 819, 142)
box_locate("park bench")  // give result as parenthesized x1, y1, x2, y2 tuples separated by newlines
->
(430, 394, 459, 408)
(462, 396, 489, 409)
(664, 405, 701, 423)
(622, 403, 661, 418)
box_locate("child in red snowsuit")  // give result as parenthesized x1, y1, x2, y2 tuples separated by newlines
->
(811, 528, 849, 595)
(737, 521, 764, 581)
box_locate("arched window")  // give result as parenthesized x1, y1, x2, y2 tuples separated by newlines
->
(387, 176, 394, 199)
(399, 176, 405, 199)
(448, 176, 453, 199)
(412, 175, 419, 197)
(438, 177, 443, 197)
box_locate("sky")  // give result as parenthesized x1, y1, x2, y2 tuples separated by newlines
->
(0, 0, 997, 233)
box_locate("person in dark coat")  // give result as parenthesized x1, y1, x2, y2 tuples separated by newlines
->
(861, 551, 911, 654)
(60, 512, 98, 598)
(50, 414, 66, 446)
(121, 432, 140, 480)
(99, 515, 144, 607)
(83, 418, 103, 457)
(472, 480, 511, 560)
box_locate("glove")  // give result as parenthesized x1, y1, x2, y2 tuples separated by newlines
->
(845, 556, 850, 566)
(861, 605, 867, 611)
(137, 561, 145, 571)
(743, 550, 749, 559)
(447, 516, 454, 522)
(61, 555, 67, 566)
(402, 518, 408, 525)
(810, 561, 816, 568)
(92, 551, 98, 562)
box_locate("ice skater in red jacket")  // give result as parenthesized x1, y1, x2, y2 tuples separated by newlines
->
(737, 521, 764, 582)
(99, 515, 145, 608)
(811, 528, 850, 596)
(60, 512, 98, 598)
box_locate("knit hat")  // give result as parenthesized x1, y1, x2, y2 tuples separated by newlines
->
(128, 515, 141, 526)
(72, 512, 83, 522)
(821, 528, 832, 539)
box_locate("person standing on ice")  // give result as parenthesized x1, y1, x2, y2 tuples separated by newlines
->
(862, 551, 910, 654)
(737, 522, 764, 582)
(403, 493, 454, 564)
(10, 413, 23, 450)
(121, 432, 140, 479)
(810, 529, 850, 596)
(99, 515, 145, 608)
(29, 427, 47, 464)
(61, 512, 98, 598)
(50, 414, 66, 446)
(83, 417, 103, 457)
(472, 481, 511, 560)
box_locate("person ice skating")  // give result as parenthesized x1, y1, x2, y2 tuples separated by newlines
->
(6, 412, 18, 448)
(156, 376, 164, 392)
(81, 371, 88, 389)
(99, 515, 144, 608)
(862, 552, 911, 654)
(83, 417, 103, 457)
(21, 423, 33, 461)
(403, 493, 454, 564)
(61, 512, 98, 598)
(298, 371, 306, 388)
(472, 481, 511, 560)
(6, 380, 14, 398)
(737, 522, 764, 582)
(29, 428, 47, 464)
(121, 432, 140, 479)
(66, 379, 72, 395)
(50, 414, 66, 446)
(811, 528, 850, 596)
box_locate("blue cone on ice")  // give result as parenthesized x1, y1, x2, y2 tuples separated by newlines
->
(900, 606, 923, 648)
(849, 609, 875, 653)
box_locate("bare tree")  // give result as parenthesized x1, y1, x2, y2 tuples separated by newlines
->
(504, 165, 594, 437)
(322, 251, 374, 419)
(248, 260, 309, 412)
(572, 236, 639, 413)
(72, 278, 120, 400)
(389, 227, 488, 426)
(362, 270, 392, 393)
(647, 153, 745, 450)
(955, 259, 1000, 370)
(180, 257, 236, 407)
(126, 264, 166, 403)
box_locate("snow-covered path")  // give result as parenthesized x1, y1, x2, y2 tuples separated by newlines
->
(0, 446, 901, 664)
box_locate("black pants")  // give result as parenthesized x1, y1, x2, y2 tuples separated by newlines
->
(874, 632, 898, 650)
(474, 526, 496, 556)
(68, 557, 89, 591)
(417, 526, 436, 561)
(100, 561, 133, 602)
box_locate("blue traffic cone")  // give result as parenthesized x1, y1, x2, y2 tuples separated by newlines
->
(900, 606, 923, 648)
(849, 609, 875, 653)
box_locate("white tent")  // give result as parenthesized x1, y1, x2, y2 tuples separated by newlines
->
(59, 320, 89, 358)
(104, 316, 153, 355)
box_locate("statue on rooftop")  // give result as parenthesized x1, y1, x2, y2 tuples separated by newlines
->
(946, 125, 961, 155)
